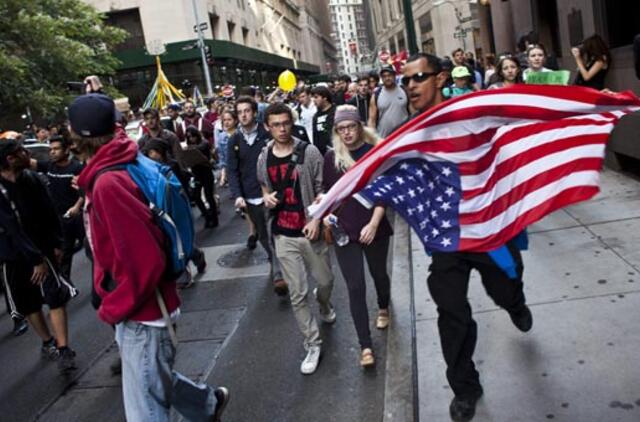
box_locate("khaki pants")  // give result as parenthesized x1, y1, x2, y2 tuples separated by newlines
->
(274, 235, 334, 349)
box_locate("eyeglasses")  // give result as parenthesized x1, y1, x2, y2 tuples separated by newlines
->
(400, 71, 438, 86)
(269, 121, 292, 129)
(335, 123, 359, 134)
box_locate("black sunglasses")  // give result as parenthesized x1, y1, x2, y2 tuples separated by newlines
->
(401, 71, 438, 86)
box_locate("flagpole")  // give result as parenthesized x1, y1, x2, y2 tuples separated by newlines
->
(191, 0, 213, 97)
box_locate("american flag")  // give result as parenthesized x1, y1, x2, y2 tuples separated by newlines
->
(309, 85, 640, 252)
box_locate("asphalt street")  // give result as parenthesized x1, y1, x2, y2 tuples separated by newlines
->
(0, 186, 389, 422)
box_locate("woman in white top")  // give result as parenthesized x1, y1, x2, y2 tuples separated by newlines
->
(522, 44, 551, 82)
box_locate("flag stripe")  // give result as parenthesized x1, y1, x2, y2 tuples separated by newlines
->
(459, 170, 600, 239)
(458, 185, 600, 250)
(459, 158, 603, 224)
(457, 117, 616, 176)
(461, 137, 608, 199)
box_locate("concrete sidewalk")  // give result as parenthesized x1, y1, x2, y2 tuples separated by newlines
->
(409, 169, 640, 421)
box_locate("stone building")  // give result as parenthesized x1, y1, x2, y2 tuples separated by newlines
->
(81, 0, 336, 106)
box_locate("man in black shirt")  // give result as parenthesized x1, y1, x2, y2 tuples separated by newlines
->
(30, 136, 84, 279)
(348, 75, 371, 123)
(311, 86, 336, 156)
(0, 140, 78, 373)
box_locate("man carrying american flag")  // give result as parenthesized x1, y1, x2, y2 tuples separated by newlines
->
(309, 53, 640, 422)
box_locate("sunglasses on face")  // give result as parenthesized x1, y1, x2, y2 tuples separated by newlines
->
(401, 71, 438, 86)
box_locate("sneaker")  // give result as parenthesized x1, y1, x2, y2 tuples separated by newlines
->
(211, 386, 230, 422)
(12, 317, 28, 337)
(313, 288, 336, 324)
(41, 338, 59, 360)
(509, 305, 533, 332)
(376, 309, 390, 329)
(246, 234, 258, 250)
(57, 347, 77, 373)
(449, 390, 483, 422)
(300, 345, 321, 375)
(273, 279, 288, 296)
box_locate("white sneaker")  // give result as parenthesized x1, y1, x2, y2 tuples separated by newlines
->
(300, 345, 321, 375)
(313, 288, 336, 324)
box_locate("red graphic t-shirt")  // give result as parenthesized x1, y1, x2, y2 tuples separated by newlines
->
(267, 151, 306, 237)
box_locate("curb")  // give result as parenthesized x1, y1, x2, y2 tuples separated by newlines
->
(382, 214, 418, 422)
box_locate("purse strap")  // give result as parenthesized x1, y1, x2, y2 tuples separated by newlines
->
(155, 289, 179, 348)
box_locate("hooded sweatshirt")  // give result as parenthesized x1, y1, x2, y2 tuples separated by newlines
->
(78, 133, 180, 325)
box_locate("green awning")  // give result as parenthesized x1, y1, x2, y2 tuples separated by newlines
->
(114, 39, 320, 74)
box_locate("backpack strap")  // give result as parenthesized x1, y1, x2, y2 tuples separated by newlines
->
(90, 164, 128, 191)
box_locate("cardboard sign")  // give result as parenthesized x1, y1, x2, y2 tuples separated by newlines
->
(526, 70, 571, 86)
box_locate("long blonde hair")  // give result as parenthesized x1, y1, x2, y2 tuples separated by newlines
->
(332, 106, 380, 171)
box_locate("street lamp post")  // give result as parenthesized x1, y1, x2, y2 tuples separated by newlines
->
(402, 0, 419, 54)
(191, 0, 213, 97)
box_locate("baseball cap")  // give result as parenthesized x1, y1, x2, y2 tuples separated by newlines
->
(68, 94, 116, 137)
(379, 64, 396, 75)
(452, 66, 472, 79)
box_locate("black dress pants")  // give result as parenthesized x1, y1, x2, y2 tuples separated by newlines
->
(427, 241, 526, 398)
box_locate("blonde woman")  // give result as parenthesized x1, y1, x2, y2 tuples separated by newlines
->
(322, 105, 393, 368)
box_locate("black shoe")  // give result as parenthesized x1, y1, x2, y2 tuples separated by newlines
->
(193, 249, 207, 274)
(273, 279, 288, 296)
(57, 347, 77, 373)
(509, 305, 533, 332)
(205, 218, 219, 229)
(246, 234, 258, 250)
(212, 386, 230, 422)
(449, 391, 482, 422)
(110, 357, 122, 376)
(41, 337, 59, 360)
(12, 317, 28, 337)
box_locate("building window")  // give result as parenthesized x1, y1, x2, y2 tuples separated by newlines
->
(602, 0, 640, 48)
(242, 27, 249, 46)
(227, 21, 236, 42)
(105, 8, 145, 51)
(209, 13, 219, 39)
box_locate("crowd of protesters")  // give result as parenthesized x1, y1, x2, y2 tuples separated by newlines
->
(0, 31, 618, 421)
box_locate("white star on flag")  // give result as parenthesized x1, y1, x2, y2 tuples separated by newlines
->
(442, 167, 452, 177)
(441, 237, 452, 247)
(441, 202, 451, 211)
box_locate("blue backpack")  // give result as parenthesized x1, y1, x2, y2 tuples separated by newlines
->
(97, 153, 195, 277)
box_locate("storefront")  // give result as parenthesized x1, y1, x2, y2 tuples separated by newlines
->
(113, 39, 320, 107)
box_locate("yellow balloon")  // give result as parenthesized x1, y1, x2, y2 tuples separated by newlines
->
(278, 70, 297, 92)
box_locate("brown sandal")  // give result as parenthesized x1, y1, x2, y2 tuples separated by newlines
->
(360, 348, 375, 367)
(376, 310, 390, 329)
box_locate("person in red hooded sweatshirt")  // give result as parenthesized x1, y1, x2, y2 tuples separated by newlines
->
(71, 94, 229, 422)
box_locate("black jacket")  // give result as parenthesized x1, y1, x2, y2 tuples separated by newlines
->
(0, 171, 62, 265)
(227, 124, 271, 200)
(348, 94, 371, 123)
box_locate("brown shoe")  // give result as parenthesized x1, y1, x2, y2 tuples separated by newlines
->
(376, 309, 390, 329)
(360, 348, 375, 368)
(273, 279, 288, 296)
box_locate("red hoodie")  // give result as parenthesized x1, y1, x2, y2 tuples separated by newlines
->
(78, 133, 180, 325)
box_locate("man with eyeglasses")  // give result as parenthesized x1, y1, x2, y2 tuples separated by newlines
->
(257, 102, 335, 375)
(403, 53, 533, 422)
(368, 64, 409, 138)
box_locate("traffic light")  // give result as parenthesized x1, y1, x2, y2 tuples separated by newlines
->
(204, 45, 214, 66)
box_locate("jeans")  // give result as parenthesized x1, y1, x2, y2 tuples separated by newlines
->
(115, 321, 175, 422)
